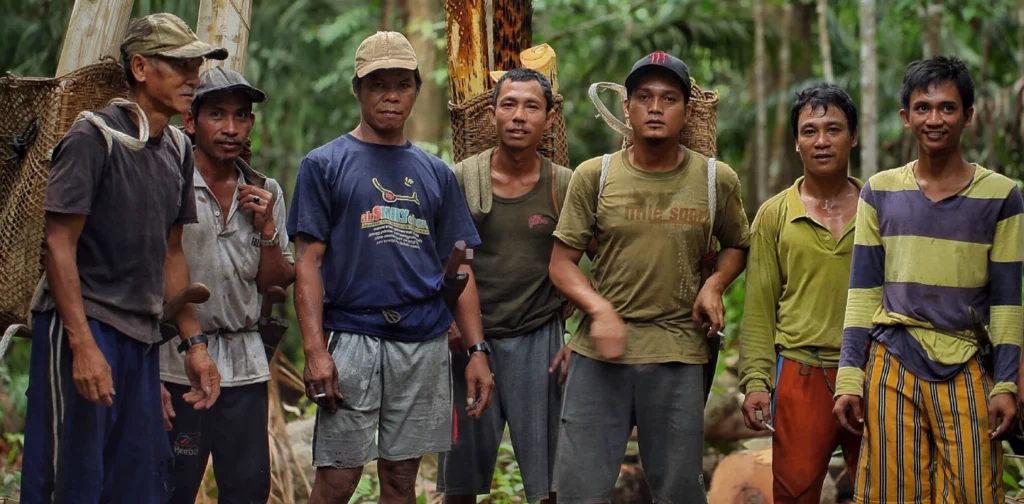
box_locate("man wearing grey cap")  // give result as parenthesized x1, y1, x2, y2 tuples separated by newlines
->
(548, 51, 750, 502)
(159, 65, 294, 504)
(287, 31, 493, 503)
(20, 12, 226, 504)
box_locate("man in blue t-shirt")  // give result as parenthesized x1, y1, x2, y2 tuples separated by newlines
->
(287, 31, 494, 503)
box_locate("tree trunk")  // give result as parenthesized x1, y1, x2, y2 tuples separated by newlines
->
(55, 0, 134, 77)
(770, 1, 792, 194)
(492, 0, 532, 71)
(197, 0, 253, 74)
(754, 0, 768, 205)
(444, 0, 490, 104)
(860, 0, 879, 177)
(1019, 0, 1024, 75)
(781, 2, 815, 187)
(922, 0, 942, 58)
(404, 0, 445, 146)
(817, 0, 833, 81)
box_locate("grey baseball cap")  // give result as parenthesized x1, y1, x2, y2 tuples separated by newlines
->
(191, 66, 267, 115)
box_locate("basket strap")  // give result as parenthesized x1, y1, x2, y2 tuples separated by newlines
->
(588, 83, 632, 137)
(73, 98, 187, 164)
(707, 157, 716, 251)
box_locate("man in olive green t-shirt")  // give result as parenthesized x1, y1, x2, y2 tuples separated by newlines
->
(437, 68, 572, 504)
(737, 83, 862, 504)
(548, 52, 750, 503)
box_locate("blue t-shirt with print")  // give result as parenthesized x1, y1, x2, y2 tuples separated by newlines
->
(286, 134, 481, 341)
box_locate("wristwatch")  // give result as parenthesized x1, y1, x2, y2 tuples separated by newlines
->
(177, 333, 209, 354)
(250, 227, 280, 248)
(467, 341, 491, 357)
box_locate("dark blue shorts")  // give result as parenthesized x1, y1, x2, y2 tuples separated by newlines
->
(20, 311, 173, 504)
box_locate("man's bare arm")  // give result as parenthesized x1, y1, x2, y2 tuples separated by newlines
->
(293, 234, 327, 353)
(44, 213, 93, 349)
(254, 233, 295, 292)
(452, 264, 483, 347)
(549, 240, 613, 317)
(703, 247, 748, 295)
(164, 224, 203, 342)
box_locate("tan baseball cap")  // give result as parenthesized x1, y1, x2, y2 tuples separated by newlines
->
(354, 31, 418, 78)
(120, 13, 228, 60)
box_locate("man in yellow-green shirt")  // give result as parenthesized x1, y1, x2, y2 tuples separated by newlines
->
(549, 51, 750, 503)
(738, 83, 862, 504)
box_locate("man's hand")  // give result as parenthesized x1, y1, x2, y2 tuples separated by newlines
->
(989, 392, 1017, 439)
(70, 338, 114, 406)
(447, 322, 464, 354)
(833, 394, 864, 435)
(741, 391, 772, 431)
(590, 306, 626, 360)
(304, 347, 342, 413)
(238, 184, 275, 235)
(464, 353, 494, 418)
(548, 345, 571, 385)
(692, 283, 725, 338)
(182, 344, 221, 409)
(160, 383, 176, 431)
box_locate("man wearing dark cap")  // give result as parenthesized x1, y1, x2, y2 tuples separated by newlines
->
(21, 12, 226, 504)
(159, 66, 294, 504)
(548, 51, 750, 502)
(287, 31, 493, 503)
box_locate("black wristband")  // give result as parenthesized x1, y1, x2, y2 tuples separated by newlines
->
(177, 333, 209, 354)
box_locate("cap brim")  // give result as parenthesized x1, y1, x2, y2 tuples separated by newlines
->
(625, 63, 687, 93)
(205, 84, 267, 104)
(356, 59, 418, 78)
(158, 40, 229, 60)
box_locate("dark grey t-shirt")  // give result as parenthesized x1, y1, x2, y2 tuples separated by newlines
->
(31, 104, 198, 344)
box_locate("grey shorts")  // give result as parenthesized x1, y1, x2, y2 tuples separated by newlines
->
(553, 353, 707, 504)
(437, 316, 564, 502)
(311, 331, 452, 469)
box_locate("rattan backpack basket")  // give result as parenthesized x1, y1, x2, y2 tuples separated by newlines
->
(449, 89, 570, 167)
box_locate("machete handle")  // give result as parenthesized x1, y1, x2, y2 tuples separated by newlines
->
(161, 282, 211, 323)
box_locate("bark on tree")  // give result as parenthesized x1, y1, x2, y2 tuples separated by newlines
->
(817, 0, 833, 82)
(1019, 0, 1024, 75)
(860, 0, 879, 177)
(445, 0, 490, 104)
(754, 0, 768, 205)
(492, 0, 533, 71)
(922, 0, 942, 58)
(404, 0, 445, 146)
(770, 2, 793, 193)
(55, 0, 134, 77)
(197, 0, 253, 74)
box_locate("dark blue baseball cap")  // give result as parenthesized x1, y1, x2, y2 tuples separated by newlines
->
(624, 51, 691, 102)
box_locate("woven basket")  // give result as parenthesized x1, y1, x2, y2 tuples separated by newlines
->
(0, 59, 128, 331)
(449, 90, 569, 167)
(588, 80, 719, 158)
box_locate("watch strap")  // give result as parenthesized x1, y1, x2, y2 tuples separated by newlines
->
(177, 333, 209, 354)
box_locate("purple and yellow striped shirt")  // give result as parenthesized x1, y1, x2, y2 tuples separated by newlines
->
(836, 163, 1024, 398)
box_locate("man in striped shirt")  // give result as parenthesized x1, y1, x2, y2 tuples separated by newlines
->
(833, 56, 1022, 504)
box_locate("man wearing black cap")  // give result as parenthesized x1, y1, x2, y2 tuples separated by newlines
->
(548, 51, 750, 502)
(159, 65, 295, 504)
(21, 12, 225, 504)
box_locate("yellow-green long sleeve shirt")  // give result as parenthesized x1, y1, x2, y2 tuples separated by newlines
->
(739, 177, 862, 393)
(836, 163, 1023, 399)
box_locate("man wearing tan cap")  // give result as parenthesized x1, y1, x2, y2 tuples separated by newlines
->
(20, 12, 226, 504)
(287, 31, 494, 503)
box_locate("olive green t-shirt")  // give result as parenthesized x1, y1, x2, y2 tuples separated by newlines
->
(473, 158, 569, 336)
(553, 148, 750, 364)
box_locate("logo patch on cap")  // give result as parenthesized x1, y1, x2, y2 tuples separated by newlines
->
(649, 51, 669, 64)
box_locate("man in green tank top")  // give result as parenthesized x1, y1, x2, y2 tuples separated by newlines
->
(437, 68, 572, 503)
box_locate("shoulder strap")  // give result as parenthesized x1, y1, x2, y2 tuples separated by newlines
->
(549, 159, 572, 219)
(707, 157, 717, 251)
(599, 154, 611, 199)
(167, 126, 187, 164)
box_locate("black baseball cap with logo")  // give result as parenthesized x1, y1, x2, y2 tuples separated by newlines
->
(624, 50, 692, 103)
